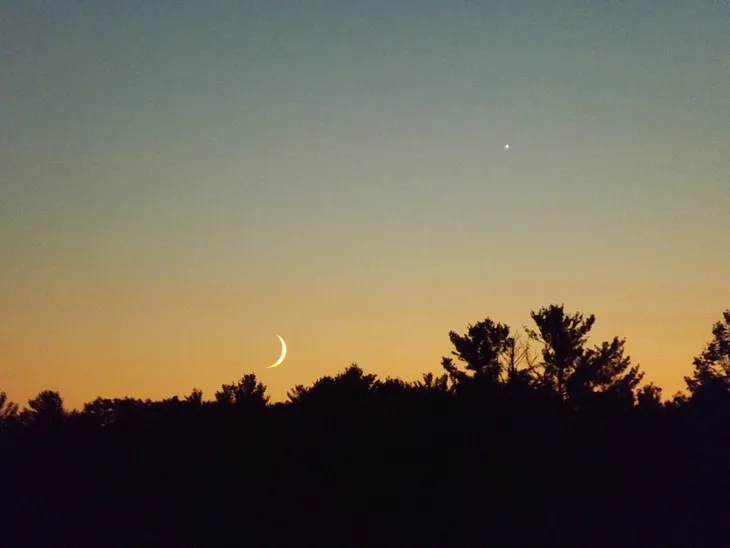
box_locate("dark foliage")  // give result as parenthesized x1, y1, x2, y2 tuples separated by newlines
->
(1, 305, 729, 547)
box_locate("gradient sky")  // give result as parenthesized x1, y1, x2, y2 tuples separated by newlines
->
(2, 1, 729, 409)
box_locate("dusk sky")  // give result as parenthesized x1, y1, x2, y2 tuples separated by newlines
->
(2, 1, 728, 408)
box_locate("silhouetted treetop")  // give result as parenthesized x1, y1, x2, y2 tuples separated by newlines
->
(185, 388, 203, 406)
(287, 364, 378, 409)
(413, 372, 450, 394)
(443, 318, 514, 384)
(636, 383, 663, 411)
(216, 374, 269, 407)
(686, 310, 730, 395)
(0, 391, 19, 426)
(527, 305, 644, 407)
(528, 305, 595, 400)
(3, 303, 730, 547)
(82, 397, 151, 427)
(24, 390, 65, 427)
(568, 337, 644, 408)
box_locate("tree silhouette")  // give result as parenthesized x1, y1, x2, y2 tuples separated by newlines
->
(666, 391, 689, 410)
(24, 390, 65, 427)
(413, 372, 450, 393)
(215, 374, 269, 407)
(636, 383, 663, 411)
(567, 337, 644, 408)
(184, 388, 203, 406)
(5, 302, 730, 547)
(441, 318, 525, 384)
(374, 376, 411, 398)
(528, 305, 644, 407)
(0, 391, 19, 426)
(82, 397, 151, 426)
(685, 310, 730, 395)
(502, 333, 538, 385)
(527, 304, 596, 401)
(287, 364, 377, 409)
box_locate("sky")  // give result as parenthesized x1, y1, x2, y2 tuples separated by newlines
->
(1, 0, 729, 409)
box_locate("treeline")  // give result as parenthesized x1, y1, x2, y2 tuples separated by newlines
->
(1, 304, 730, 547)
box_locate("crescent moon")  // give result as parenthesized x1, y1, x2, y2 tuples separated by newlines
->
(267, 335, 287, 369)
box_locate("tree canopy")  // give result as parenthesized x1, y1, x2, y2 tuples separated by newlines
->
(1, 304, 729, 547)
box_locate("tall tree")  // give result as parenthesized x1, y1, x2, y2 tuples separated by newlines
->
(527, 305, 595, 400)
(442, 318, 517, 384)
(685, 310, 730, 394)
(568, 337, 644, 407)
(25, 390, 66, 427)
(529, 305, 643, 406)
